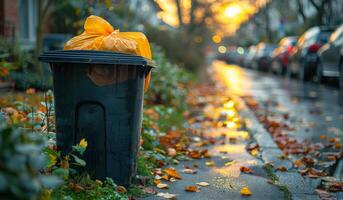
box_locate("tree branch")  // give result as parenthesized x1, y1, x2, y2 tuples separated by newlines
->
(308, 0, 320, 11)
(174, 0, 184, 28)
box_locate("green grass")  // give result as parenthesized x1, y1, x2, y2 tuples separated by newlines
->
(263, 163, 292, 200)
(51, 176, 128, 200)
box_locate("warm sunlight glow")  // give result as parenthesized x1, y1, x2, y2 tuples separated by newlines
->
(155, 0, 270, 36)
(224, 4, 242, 18)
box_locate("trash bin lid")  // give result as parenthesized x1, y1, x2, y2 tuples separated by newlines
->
(39, 50, 156, 68)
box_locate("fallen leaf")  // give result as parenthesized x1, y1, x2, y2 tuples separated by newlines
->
(276, 166, 287, 172)
(315, 189, 333, 199)
(246, 142, 259, 151)
(240, 166, 253, 174)
(116, 186, 127, 194)
(169, 178, 177, 182)
(164, 168, 182, 179)
(184, 185, 199, 192)
(142, 187, 157, 195)
(167, 148, 177, 157)
(196, 182, 210, 187)
(205, 161, 215, 167)
(155, 175, 162, 180)
(157, 192, 177, 199)
(293, 159, 304, 168)
(229, 137, 237, 143)
(251, 149, 259, 157)
(157, 183, 169, 189)
(162, 175, 169, 181)
(224, 161, 236, 166)
(240, 186, 252, 196)
(189, 151, 202, 159)
(154, 179, 161, 185)
(182, 168, 197, 174)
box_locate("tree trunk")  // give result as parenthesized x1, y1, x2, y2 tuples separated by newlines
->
(174, 0, 184, 28)
(265, 4, 272, 42)
(296, 0, 307, 22)
(34, 0, 52, 75)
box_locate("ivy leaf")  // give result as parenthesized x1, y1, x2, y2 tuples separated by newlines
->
(52, 168, 69, 179)
(71, 154, 86, 167)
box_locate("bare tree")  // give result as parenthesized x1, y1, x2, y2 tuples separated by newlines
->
(296, 0, 307, 22)
(35, 0, 53, 74)
(174, 0, 184, 28)
(308, 0, 333, 25)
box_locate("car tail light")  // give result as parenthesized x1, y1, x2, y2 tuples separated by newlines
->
(308, 43, 322, 53)
(287, 46, 294, 54)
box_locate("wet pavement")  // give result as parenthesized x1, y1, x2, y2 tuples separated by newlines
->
(213, 61, 343, 146)
(142, 61, 343, 200)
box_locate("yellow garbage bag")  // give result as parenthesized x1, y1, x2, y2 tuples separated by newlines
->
(64, 15, 152, 91)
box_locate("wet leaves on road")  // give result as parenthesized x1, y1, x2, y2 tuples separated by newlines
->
(164, 168, 182, 180)
(240, 166, 253, 174)
(156, 183, 169, 189)
(240, 186, 252, 196)
(184, 185, 199, 192)
(157, 192, 177, 199)
(196, 182, 210, 187)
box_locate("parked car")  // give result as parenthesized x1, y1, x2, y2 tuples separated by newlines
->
(226, 47, 241, 64)
(251, 43, 276, 71)
(288, 26, 335, 81)
(271, 36, 297, 75)
(243, 45, 257, 68)
(317, 24, 343, 85)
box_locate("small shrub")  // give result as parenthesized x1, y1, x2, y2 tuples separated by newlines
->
(0, 124, 62, 199)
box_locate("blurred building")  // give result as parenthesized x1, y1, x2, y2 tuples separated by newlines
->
(0, 0, 38, 50)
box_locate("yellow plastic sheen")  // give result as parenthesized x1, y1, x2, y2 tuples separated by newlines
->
(64, 15, 152, 91)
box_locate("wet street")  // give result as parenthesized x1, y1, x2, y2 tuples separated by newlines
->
(214, 61, 343, 151)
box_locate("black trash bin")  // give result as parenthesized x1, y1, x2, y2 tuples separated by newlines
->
(39, 50, 155, 186)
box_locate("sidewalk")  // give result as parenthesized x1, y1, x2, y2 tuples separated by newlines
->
(142, 68, 288, 199)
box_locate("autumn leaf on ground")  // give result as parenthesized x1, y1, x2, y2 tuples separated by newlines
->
(293, 159, 304, 168)
(299, 168, 327, 178)
(240, 186, 252, 196)
(184, 185, 199, 192)
(157, 192, 177, 199)
(196, 182, 210, 187)
(229, 137, 237, 143)
(154, 179, 161, 185)
(188, 150, 202, 159)
(246, 142, 259, 151)
(250, 149, 259, 157)
(240, 166, 253, 174)
(162, 175, 169, 181)
(224, 161, 236, 166)
(182, 168, 197, 174)
(164, 168, 182, 179)
(275, 166, 287, 172)
(167, 148, 177, 157)
(142, 187, 157, 195)
(315, 189, 333, 199)
(155, 175, 162, 180)
(205, 161, 215, 167)
(157, 183, 169, 189)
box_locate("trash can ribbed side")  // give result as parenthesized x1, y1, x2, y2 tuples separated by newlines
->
(51, 63, 146, 186)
